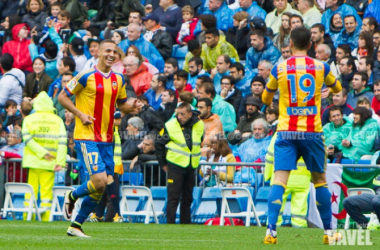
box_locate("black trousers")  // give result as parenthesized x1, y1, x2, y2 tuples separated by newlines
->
(166, 166, 195, 224)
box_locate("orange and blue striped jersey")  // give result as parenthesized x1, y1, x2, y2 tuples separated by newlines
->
(64, 66, 128, 143)
(262, 56, 342, 133)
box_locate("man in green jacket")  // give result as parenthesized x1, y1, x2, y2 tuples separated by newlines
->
(22, 91, 67, 221)
(323, 105, 352, 162)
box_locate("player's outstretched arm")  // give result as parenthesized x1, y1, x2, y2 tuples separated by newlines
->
(58, 90, 94, 125)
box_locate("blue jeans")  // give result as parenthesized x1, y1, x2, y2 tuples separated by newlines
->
(343, 193, 380, 227)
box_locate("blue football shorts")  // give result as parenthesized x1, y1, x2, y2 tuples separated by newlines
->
(274, 131, 327, 173)
(75, 140, 115, 176)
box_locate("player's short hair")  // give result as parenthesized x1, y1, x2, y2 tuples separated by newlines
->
(58, 10, 70, 19)
(221, 75, 235, 86)
(174, 69, 188, 81)
(205, 28, 219, 37)
(127, 117, 144, 131)
(182, 5, 194, 15)
(197, 97, 212, 108)
(156, 73, 167, 88)
(311, 23, 325, 33)
(290, 26, 311, 50)
(354, 72, 369, 86)
(189, 57, 203, 68)
(251, 118, 271, 135)
(229, 62, 245, 76)
(165, 58, 178, 68)
(62, 56, 76, 72)
(100, 39, 116, 48)
(177, 102, 192, 113)
(328, 105, 343, 117)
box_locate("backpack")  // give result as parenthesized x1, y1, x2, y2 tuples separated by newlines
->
(63, 0, 89, 30)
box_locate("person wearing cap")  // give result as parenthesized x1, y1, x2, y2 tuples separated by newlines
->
(238, 76, 265, 119)
(265, 0, 300, 35)
(142, 13, 173, 60)
(227, 96, 264, 145)
(82, 37, 101, 71)
(68, 37, 87, 72)
(234, 0, 266, 20)
(245, 17, 281, 73)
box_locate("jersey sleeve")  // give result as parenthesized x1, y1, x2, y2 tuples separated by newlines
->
(262, 64, 279, 105)
(117, 74, 128, 103)
(323, 61, 342, 94)
(64, 73, 87, 96)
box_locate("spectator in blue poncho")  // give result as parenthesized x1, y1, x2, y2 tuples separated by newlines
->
(119, 23, 165, 72)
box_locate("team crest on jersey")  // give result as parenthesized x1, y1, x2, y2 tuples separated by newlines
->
(93, 164, 98, 171)
(112, 81, 117, 90)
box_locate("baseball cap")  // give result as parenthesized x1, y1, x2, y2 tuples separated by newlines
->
(70, 37, 84, 54)
(141, 13, 160, 23)
(249, 16, 265, 30)
(245, 96, 261, 107)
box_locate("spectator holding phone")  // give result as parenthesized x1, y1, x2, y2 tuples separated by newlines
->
(22, 0, 48, 34)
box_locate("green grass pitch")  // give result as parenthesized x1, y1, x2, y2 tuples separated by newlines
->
(0, 221, 378, 249)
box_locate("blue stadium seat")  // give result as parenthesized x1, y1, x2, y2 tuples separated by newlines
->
(120, 173, 144, 186)
(253, 186, 271, 225)
(77, 29, 87, 37)
(138, 186, 167, 223)
(341, 159, 355, 164)
(192, 187, 222, 224)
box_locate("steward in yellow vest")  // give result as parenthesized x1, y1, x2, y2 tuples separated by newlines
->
(265, 132, 311, 227)
(22, 91, 67, 221)
(155, 102, 204, 224)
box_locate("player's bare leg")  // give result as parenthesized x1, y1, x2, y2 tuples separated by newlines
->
(264, 170, 290, 244)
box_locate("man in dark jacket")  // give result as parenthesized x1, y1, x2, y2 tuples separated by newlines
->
(121, 117, 145, 159)
(157, 89, 177, 122)
(227, 96, 264, 145)
(220, 75, 241, 121)
(155, 102, 203, 224)
(121, 99, 164, 136)
(114, 0, 145, 27)
(308, 23, 336, 61)
(142, 13, 173, 60)
(84, 0, 117, 30)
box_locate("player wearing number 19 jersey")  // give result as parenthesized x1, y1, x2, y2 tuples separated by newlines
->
(261, 27, 342, 245)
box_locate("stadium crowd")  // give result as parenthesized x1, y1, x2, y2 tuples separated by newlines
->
(1, 0, 380, 188)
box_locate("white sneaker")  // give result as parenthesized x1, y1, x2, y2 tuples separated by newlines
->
(67, 226, 91, 238)
(63, 191, 76, 221)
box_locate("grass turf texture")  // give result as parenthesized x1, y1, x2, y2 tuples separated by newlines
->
(0, 221, 378, 249)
